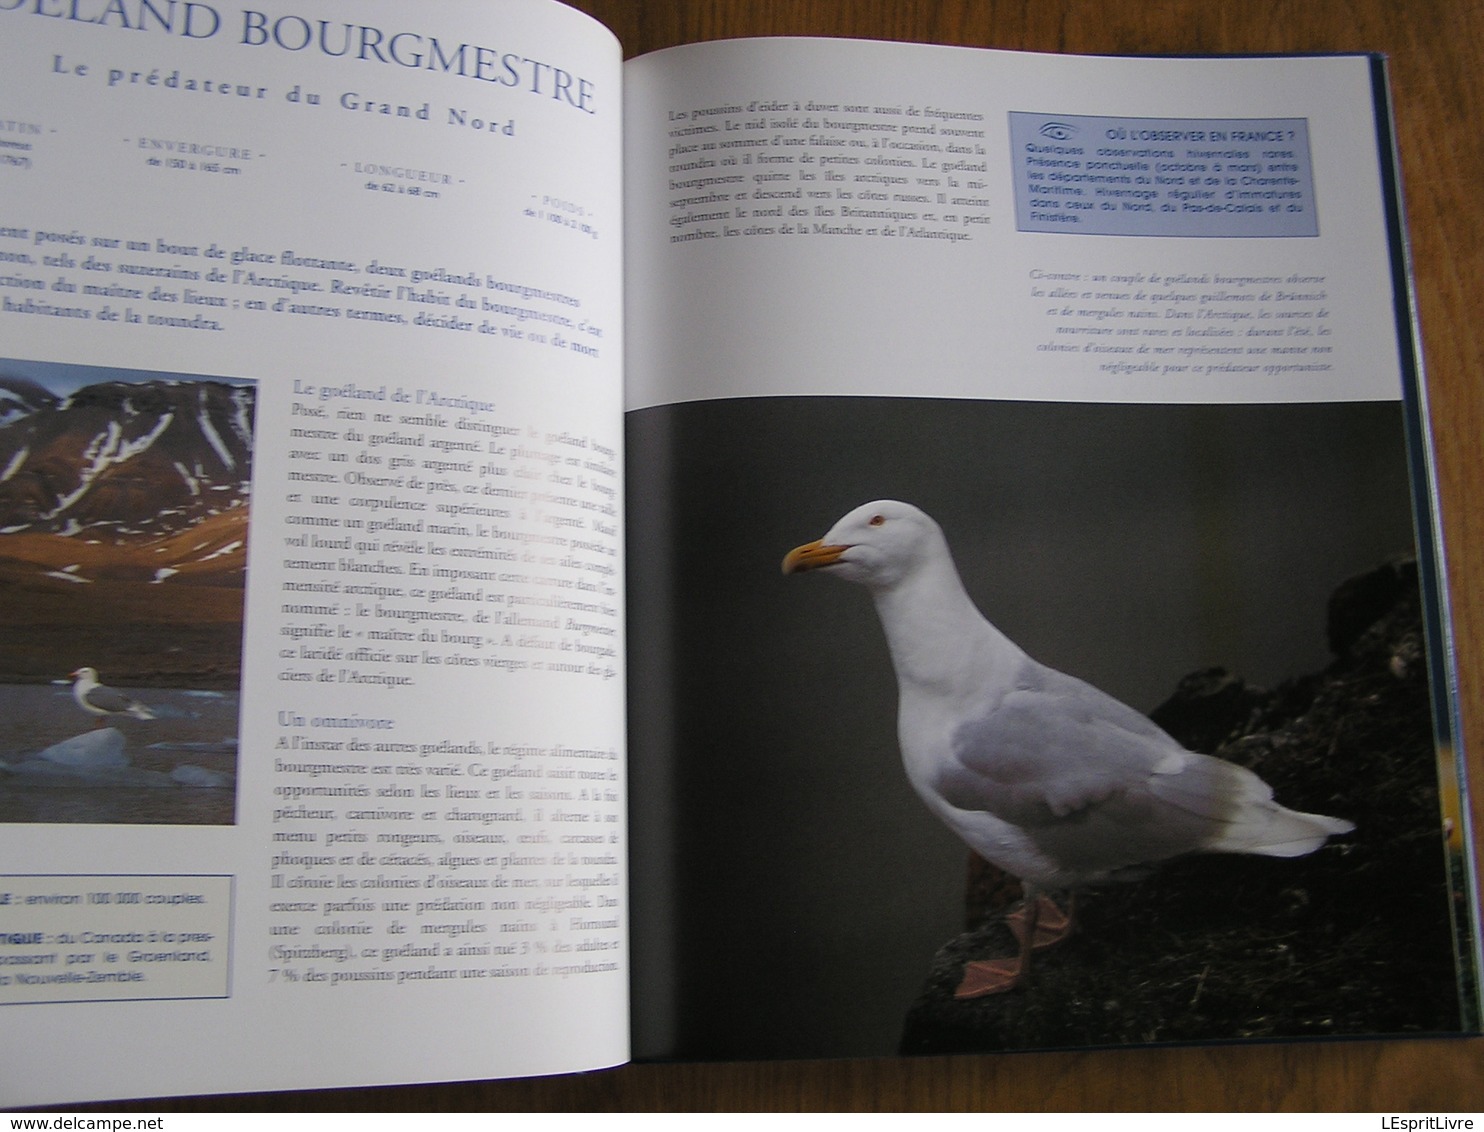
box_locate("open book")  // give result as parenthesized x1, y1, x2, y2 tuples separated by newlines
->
(1, 0, 1477, 1107)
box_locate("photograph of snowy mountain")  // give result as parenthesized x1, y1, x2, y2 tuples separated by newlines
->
(0, 358, 253, 825)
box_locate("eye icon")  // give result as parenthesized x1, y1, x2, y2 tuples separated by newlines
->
(1038, 122, 1077, 140)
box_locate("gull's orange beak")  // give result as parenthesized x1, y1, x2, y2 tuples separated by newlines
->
(782, 539, 850, 575)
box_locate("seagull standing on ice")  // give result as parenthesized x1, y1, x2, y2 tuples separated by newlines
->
(69, 667, 156, 726)
(782, 500, 1354, 996)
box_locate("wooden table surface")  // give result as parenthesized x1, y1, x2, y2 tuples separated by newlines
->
(100, 0, 1484, 1113)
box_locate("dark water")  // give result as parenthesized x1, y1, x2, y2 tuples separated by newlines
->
(0, 684, 238, 825)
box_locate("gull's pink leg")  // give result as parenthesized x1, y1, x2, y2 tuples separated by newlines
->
(953, 892, 1074, 998)
(1005, 892, 1074, 951)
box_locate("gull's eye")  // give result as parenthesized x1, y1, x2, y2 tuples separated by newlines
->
(869, 514, 885, 526)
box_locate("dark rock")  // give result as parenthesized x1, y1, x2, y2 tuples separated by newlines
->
(1327, 558, 1419, 660)
(901, 560, 1465, 1054)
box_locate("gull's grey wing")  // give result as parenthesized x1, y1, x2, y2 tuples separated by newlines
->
(933, 661, 1186, 821)
(929, 660, 1253, 875)
(82, 685, 137, 713)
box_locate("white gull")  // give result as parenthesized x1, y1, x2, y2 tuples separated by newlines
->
(69, 667, 156, 724)
(783, 499, 1354, 995)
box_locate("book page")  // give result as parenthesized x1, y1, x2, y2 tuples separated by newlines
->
(623, 40, 1471, 1060)
(0, 0, 626, 1106)
(626, 39, 1401, 410)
